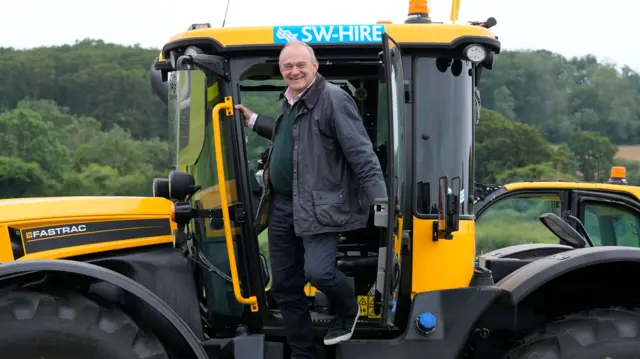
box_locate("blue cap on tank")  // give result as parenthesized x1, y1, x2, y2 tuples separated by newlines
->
(415, 312, 437, 336)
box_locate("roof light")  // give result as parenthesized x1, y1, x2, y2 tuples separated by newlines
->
(405, 0, 432, 23)
(464, 44, 487, 63)
(408, 0, 429, 14)
(609, 166, 628, 184)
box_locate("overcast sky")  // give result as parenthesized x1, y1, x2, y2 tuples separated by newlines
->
(1, 0, 637, 71)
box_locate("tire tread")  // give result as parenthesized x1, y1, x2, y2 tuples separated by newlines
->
(504, 307, 640, 358)
(0, 291, 168, 359)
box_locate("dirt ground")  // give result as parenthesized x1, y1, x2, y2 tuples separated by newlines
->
(616, 145, 640, 161)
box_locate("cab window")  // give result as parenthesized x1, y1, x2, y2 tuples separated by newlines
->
(476, 195, 562, 253)
(583, 203, 640, 247)
(168, 69, 210, 168)
(414, 57, 474, 217)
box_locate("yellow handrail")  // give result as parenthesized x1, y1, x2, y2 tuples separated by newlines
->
(211, 96, 259, 312)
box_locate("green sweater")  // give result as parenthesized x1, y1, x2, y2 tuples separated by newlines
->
(269, 103, 297, 197)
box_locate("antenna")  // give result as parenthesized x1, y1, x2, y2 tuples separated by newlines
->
(450, 0, 460, 23)
(222, 0, 231, 27)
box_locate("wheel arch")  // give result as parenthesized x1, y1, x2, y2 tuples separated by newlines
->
(467, 247, 640, 357)
(0, 259, 209, 359)
(498, 246, 640, 305)
(481, 243, 574, 259)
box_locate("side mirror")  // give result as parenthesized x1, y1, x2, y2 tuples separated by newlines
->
(152, 178, 170, 199)
(433, 176, 461, 240)
(168, 170, 201, 201)
(150, 57, 169, 105)
(481, 52, 495, 70)
(561, 211, 595, 247)
(539, 213, 587, 248)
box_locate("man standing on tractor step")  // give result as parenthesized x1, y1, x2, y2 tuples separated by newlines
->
(234, 39, 387, 358)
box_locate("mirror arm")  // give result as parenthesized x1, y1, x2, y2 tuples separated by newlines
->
(562, 212, 595, 247)
(175, 54, 229, 81)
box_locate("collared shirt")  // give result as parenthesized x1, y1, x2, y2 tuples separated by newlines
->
(247, 77, 316, 129)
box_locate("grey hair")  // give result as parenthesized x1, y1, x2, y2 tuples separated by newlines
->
(279, 39, 317, 63)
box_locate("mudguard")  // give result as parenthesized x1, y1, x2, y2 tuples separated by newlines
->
(497, 246, 640, 304)
(0, 259, 208, 359)
(481, 243, 574, 258)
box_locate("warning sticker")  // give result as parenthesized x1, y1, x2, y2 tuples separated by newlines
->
(357, 295, 380, 318)
(357, 296, 368, 316)
(367, 296, 380, 318)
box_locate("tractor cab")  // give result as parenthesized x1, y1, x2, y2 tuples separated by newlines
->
(150, 0, 500, 346)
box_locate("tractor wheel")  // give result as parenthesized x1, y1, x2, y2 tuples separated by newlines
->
(0, 290, 169, 359)
(504, 307, 640, 359)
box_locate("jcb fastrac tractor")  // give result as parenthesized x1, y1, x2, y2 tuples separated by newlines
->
(3, 2, 640, 359)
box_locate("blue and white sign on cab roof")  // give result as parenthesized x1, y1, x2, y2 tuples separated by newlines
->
(273, 24, 385, 44)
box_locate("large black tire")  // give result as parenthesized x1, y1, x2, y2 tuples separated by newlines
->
(0, 290, 170, 359)
(504, 307, 640, 358)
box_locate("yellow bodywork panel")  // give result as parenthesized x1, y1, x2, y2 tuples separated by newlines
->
(0, 196, 176, 262)
(411, 218, 475, 295)
(0, 227, 12, 262)
(0, 196, 173, 224)
(167, 23, 496, 47)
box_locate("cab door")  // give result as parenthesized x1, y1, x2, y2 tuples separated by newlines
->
(474, 187, 568, 252)
(205, 64, 269, 326)
(571, 190, 640, 247)
(167, 53, 267, 335)
(376, 32, 406, 327)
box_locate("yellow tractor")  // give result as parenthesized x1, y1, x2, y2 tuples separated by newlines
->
(3, 1, 640, 358)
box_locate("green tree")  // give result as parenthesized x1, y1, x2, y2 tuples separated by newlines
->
(568, 131, 618, 181)
(0, 106, 72, 179)
(475, 108, 553, 183)
(0, 157, 52, 198)
(0, 98, 169, 199)
(0, 39, 166, 141)
(479, 50, 640, 144)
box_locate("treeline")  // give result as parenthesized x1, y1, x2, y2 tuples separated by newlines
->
(476, 50, 640, 185)
(479, 51, 640, 144)
(1, 40, 639, 199)
(0, 39, 169, 198)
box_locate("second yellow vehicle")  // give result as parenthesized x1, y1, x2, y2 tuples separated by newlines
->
(475, 167, 640, 273)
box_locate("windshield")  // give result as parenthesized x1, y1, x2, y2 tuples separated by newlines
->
(413, 56, 474, 217)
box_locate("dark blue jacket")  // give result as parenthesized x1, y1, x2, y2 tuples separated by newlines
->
(253, 73, 387, 236)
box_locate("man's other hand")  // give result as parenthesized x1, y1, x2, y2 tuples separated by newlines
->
(234, 104, 254, 126)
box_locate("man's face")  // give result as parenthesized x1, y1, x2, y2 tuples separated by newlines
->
(279, 44, 318, 93)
